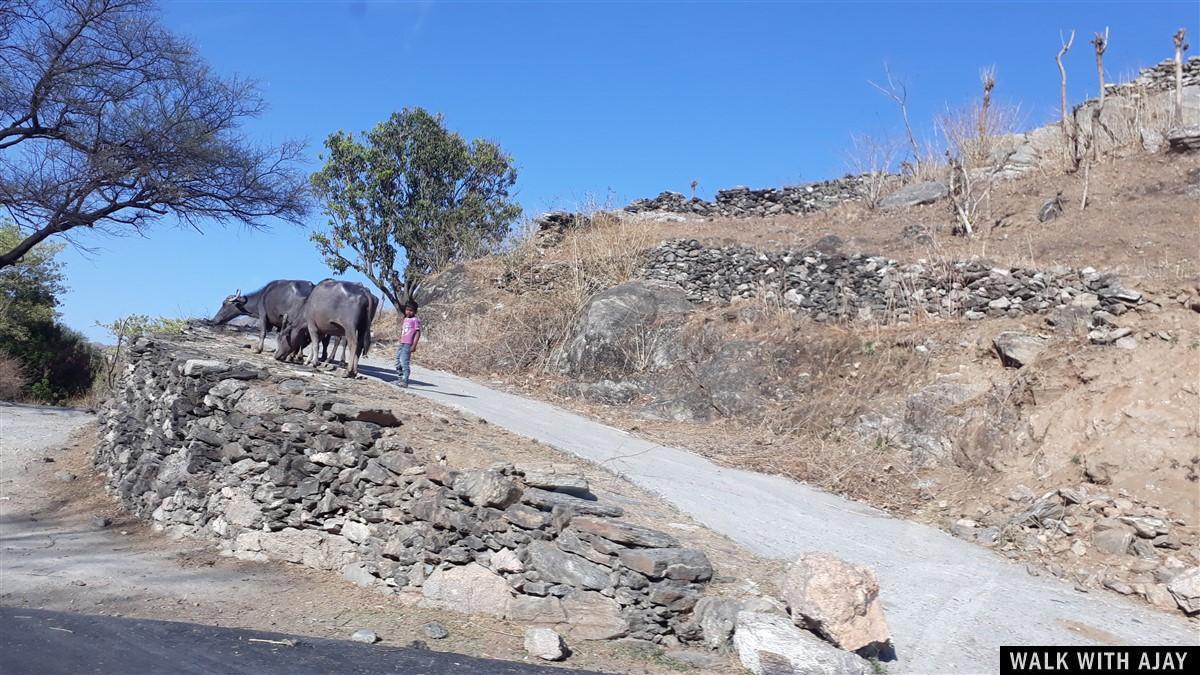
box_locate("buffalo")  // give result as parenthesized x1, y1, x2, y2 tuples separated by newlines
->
(274, 280, 373, 377)
(213, 280, 314, 353)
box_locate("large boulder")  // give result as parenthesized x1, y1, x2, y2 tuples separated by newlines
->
(878, 181, 947, 209)
(733, 611, 869, 675)
(420, 563, 514, 618)
(551, 280, 691, 379)
(1167, 567, 1200, 614)
(777, 553, 891, 653)
(992, 332, 1048, 368)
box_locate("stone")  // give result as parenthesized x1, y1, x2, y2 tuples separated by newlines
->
(329, 403, 402, 427)
(342, 563, 377, 588)
(618, 548, 713, 582)
(453, 470, 521, 508)
(223, 493, 263, 528)
(234, 387, 278, 415)
(520, 467, 590, 494)
(777, 553, 891, 652)
(350, 629, 379, 644)
(551, 280, 691, 378)
(570, 516, 678, 548)
(420, 563, 512, 618)
(54, 471, 76, 482)
(490, 548, 525, 573)
(524, 628, 566, 661)
(1166, 125, 1200, 153)
(92, 516, 112, 528)
(1093, 528, 1134, 556)
(526, 540, 611, 590)
(503, 503, 552, 529)
(183, 359, 227, 377)
(878, 181, 947, 209)
(693, 597, 742, 649)
(992, 332, 1047, 368)
(560, 591, 629, 640)
(341, 521, 371, 544)
(422, 622, 449, 640)
(733, 611, 869, 675)
(506, 595, 567, 623)
(521, 488, 624, 518)
(1167, 567, 1200, 614)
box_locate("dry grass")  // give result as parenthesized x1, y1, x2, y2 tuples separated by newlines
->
(0, 352, 27, 400)
(417, 209, 660, 376)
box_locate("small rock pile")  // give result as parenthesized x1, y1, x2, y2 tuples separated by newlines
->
(532, 212, 590, 248)
(95, 336, 715, 643)
(950, 484, 1199, 616)
(625, 175, 868, 218)
(640, 239, 1145, 323)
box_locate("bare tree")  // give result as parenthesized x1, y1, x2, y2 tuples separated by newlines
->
(1091, 27, 1109, 105)
(1175, 28, 1190, 124)
(0, 0, 309, 269)
(1056, 30, 1076, 131)
(869, 64, 921, 174)
(845, 133, 900, 209)
(978, 66, 997, 156)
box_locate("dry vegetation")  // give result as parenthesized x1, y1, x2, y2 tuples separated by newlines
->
(401, 144, 1199, 517)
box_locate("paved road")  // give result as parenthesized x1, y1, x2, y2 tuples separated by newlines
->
(0, 607, 580, 675)
(359, 358, 1200, 674)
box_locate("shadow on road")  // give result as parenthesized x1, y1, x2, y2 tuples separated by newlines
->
(356, 364, 476, 399)
(0, 607, 587, 675)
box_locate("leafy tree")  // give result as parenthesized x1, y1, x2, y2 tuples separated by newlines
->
(310, 107, 520, 308)
(0, 224, 65, 342)
(0, 224, 96, 402)
(96, 313, 186, 388)
(0, 0, 309, 269)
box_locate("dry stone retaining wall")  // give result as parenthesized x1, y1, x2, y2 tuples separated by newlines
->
(639, 239, 1144, 322)
(95, 336, 714, 642)
(624, 175, 869, 219)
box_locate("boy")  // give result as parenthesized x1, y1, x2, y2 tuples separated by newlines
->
(395, 300, 421, 387)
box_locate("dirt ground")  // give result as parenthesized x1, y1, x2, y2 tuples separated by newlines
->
(1, 347, 784, 675)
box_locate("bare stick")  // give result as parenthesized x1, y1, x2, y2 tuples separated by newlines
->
(1092, 27, 1109, 105)
(1057, 30, 1076, 131)
(1175, 29, 1190, 124)
(869, 64, 921, 172)
(1079, 159, 1091, 211)
(978, 66, 997, 162)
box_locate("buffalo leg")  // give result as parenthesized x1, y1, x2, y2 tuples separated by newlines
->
(306, 322, 322, 367)
(344, 324, 359, 377)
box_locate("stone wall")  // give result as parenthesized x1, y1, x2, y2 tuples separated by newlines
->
(95, 336, 714, 642)
(639, 239, 1143, 322)
(625, 175, 869, 219)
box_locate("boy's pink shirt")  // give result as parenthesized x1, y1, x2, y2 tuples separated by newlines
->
(401, 316, 422, 344)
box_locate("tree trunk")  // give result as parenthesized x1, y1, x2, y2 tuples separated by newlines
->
(1175, 29, 1188, 124)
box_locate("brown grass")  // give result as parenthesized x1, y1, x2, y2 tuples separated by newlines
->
(416, 209, 659, 375)
(0, 352, 27, 400)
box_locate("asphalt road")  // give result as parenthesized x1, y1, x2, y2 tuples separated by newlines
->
(356, 355, 1200, 674)
(0, 607, 584, 675)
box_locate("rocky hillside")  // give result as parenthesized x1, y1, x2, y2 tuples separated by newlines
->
(413, 120, 1200, 620)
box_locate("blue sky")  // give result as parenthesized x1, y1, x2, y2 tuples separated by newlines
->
(42, 0, 1198, 342)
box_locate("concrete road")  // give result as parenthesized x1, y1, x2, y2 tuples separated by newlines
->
(358, 358, 1200, 674)
(0, 607, 582, 675)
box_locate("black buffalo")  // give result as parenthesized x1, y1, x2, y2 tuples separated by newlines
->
(213, 280, 314, 354)
(274, 280, 373, 377)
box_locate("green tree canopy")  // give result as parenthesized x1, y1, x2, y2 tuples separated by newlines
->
(0, 223, 97, 402)
(310, 108, 520, 308)
(0, 224, 65, 342)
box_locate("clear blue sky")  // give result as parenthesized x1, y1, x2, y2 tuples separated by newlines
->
(48, 0, 1197, 342)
